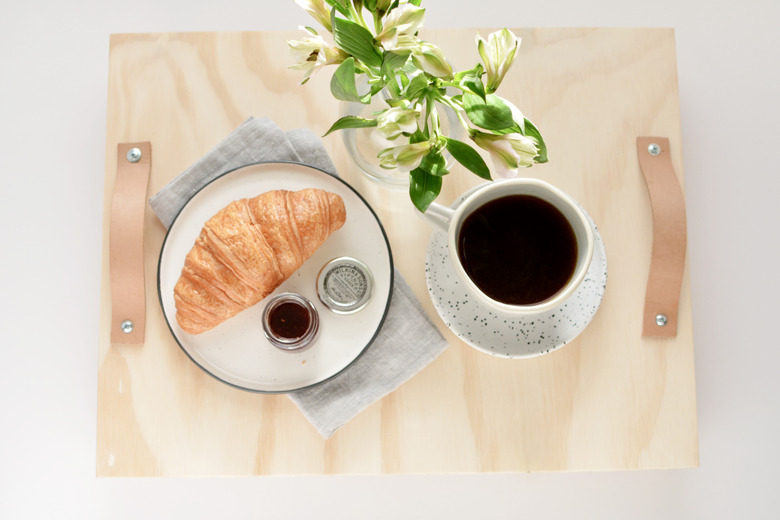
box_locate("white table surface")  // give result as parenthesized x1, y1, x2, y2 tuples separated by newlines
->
(2, 0, 778, 518)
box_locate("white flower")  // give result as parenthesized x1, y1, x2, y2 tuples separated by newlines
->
(375, 105, 421, 140)
(375, 3, 426, 51)
(472, 131, 538, 178)
(378, 141, 432, 171)
(294, 0, 332, 32)
(374, 0, 393, 13)
(476, 28, 520, 93)
(391, 33, 420, 52)
(411, 42, 453, 78)
(288, 29, 346, 83)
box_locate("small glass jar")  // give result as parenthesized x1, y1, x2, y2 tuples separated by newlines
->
(262, 293, 319, 352)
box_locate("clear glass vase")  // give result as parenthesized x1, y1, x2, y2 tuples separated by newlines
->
(340, 93, 462, 191)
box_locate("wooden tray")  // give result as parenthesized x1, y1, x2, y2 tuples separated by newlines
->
(97, 28, 698, 476)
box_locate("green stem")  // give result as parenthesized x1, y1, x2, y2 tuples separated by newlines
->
(437, 80, 460, 89)
(429, 105, 441, 143)
(348, 1, 369, 31)
(422, 91, 436, 136)
(437, 94, 474, 137)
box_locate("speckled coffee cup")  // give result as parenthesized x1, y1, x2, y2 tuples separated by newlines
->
(419, 178, 594, 317)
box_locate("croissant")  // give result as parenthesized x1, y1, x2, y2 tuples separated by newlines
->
(173, 188, 346, 334)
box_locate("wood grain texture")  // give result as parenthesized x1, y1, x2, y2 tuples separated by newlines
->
(97, 28, 698, 476)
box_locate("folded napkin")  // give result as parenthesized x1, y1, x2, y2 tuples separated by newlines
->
(149, 117, 448, 438)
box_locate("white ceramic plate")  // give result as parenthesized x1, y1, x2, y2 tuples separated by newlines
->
(425, 191, 607, 359)
(158, 162, 393, 392)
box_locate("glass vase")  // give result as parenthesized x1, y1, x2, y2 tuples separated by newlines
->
(340, 93, 462, 190)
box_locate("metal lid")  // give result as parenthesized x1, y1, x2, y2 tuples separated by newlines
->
(316, 257, 373, 314)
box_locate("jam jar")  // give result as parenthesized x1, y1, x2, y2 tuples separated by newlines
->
(262, 293, 319, 351)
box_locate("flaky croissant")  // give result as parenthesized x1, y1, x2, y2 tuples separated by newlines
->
(173, 188, 346, 334)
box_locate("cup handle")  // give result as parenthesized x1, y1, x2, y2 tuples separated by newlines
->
(417, 201, 454, 233)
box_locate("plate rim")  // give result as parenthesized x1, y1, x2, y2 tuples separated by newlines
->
(156, 160, 394, 394)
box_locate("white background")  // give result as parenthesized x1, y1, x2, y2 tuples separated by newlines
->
(2, 0, 779, 518)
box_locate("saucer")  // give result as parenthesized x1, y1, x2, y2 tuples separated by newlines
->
(425, 205, 607, 359)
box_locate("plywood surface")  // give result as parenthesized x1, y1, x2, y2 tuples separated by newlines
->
(97, 28, 698, 476)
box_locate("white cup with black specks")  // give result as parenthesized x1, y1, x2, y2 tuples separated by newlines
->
(419, 178, 594, 316)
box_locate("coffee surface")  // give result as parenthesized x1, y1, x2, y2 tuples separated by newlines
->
(457, 195, 578, 305)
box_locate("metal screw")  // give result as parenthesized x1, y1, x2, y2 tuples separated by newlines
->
(655, 313, 668, 327)
(120, 320, 135, 333)
(126, 147, 142, 163)
(648, 143, 661, 156)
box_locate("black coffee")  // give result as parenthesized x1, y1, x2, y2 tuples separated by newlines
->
(457, 195, 578, 305)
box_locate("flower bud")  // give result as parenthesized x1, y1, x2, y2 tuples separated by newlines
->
(375, 105, 421, 140)
(476, 28, 520, 93)
(392, 33, 420, 52)
(378, 141, 432, 172)
(412, 42, 453, 79)
(472, 131, 538, 178)
(294, 0, 332, 32)
(376, 3, 426, 51)
(374, 0, 393, 12)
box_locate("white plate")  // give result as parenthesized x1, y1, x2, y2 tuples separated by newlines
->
(158, 162, 393, 392)
(425, 193, 607, 359)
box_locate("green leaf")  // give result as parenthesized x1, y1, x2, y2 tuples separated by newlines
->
(323, 115, 378, 136)
(460, 75, 486, 101)
(333, 17, 383, 68)
(399, 59, 420, 77)
(369, 80, 385, 98)
(405, 73, 431, 100)
(326, 0, 350, 16)
(454, 64, 486, 101)
(330, 58, 370, 103)
(444, 137, 491, 180)
(491, 123, 524, 136)
(523, 117, 548, 163)
(409, 129, 428, 143)
(382, 51, 410, 78)
(453, 63, 482, 81)
(409, 168, 442, 213)
(418, 149, 449, 177)
(463, 93, 518, 132)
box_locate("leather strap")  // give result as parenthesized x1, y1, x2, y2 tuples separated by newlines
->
(110, 142, 151, 345)
(636, 137, 687, 338)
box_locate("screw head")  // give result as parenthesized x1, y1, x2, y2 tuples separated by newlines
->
(655, 313, 668, 327)
(126, 147, 142, 163)
(120, 320, 135, 333)
(648, 143, 661, 156)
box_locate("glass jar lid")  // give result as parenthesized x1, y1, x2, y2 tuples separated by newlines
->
(316, 257, 373, 314)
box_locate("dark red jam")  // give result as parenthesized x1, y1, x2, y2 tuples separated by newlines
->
(267, 301, 311, 339)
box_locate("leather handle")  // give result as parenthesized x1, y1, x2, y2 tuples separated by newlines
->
(636, 137, 687, 338)
(110, 142, 151, 345)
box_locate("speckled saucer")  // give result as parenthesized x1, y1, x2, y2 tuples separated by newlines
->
(425, 205, 607, 359)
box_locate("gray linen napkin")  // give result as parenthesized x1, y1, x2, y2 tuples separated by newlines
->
(150, 116, 448, 439)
